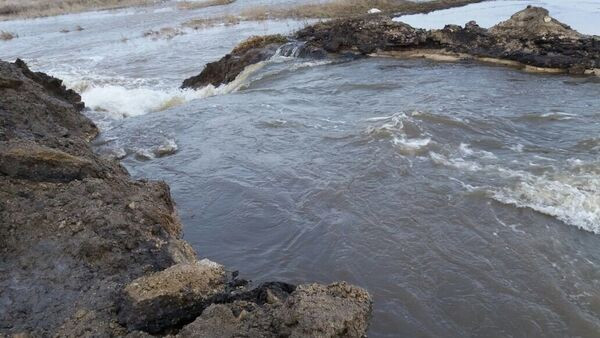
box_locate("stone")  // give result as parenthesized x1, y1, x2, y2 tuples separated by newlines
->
(176, 282, 372, 338)
(0, 142, 101, 182)
(118, 260, 226, 333)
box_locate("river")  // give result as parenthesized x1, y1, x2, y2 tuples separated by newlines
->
(1, 0, 599, 336)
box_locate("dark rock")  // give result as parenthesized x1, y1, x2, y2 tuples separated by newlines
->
(14, 58, 85, 111)
(118, 260, 227, 333)
(0, 59, 99, 144)
(176, 282, 373, 338)
(0, 59, 198, 336)
(181, 45, 277, 89)
(181, 35, 291, 89)
(297, 16, 428, 53)
(0, 141, 108, 182)
(0, 76, 22, 89)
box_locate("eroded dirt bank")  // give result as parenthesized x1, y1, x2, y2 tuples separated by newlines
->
(0, 60, 372, 337)
(182, 6, 600, 89)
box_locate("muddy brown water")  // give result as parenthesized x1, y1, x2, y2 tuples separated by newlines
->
(1, 0, 599, 336)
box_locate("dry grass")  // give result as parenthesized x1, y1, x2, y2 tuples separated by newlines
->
(0, 0, 157, 20)
(232, 34, 288, 54)
(176, 0, 235, 10)
(0, 30, 16, 40)
(183, 15, 240, 29)
(182, 0, 484, 30)
(143, 26, 186, 40)
(60, 25, 84, 33)
(240, 0, 484, 20)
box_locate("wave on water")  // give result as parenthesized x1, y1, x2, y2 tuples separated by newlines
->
(459, 143, 497, 160)
(55, 61, 269, 119)
(365, 113, 432, 155)
(517, 111, 578, 122)
(430, 150, 600, 234)
(492, 170, 600, 234)
(55, 53, 331, 119)
(81, 86, 204, 118)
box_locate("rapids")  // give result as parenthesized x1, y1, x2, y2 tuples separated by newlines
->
(1, 1, 599, 336)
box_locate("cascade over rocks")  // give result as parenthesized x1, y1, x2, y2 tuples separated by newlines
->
(0, 59, 372, 337)
(182, 6, 600, 89)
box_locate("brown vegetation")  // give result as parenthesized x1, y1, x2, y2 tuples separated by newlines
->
(239, 0, 485, 20)
(143, 27, 185, 40)
(0, 30, 16, 40)
(176, 0, 235, 11)
(231, 34, 288, 54)
(182, 0, 484, 30)
(183, 15, 240, 29)
(0, 0, 156, 20)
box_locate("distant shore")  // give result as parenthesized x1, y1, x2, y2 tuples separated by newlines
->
(0, 0, 156, 20)
(0, 0, 485, 21)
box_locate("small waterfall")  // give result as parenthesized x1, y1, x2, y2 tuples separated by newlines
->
(275, 41, 307, 58)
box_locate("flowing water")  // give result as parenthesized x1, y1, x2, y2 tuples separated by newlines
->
(2, 0, 600, 337)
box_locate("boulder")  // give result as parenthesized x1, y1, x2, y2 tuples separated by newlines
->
(181, 35, 288, 89)
(0, 141, 103, 182)
(177, 282, 372, 337)
(118, 260, 226, 333)
(489, 6, 581, 40)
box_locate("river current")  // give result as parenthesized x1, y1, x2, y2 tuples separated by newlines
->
(1, 0, 599, 336)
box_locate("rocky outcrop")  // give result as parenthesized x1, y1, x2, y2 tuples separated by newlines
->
(177, 282, 372, 338)
(181, 35, 288, 89)
(183, 6, 600, 88)
(181, 35, 326, 90)
(118, 260, 228, 333)
(0, 59, 372, 336)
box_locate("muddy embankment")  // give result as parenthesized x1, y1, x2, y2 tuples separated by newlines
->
(182, 6, 600, 89)
(0, 60, 372, 336)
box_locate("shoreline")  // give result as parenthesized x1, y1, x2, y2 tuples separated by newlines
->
(0, 0, 485, 22)
(181, 6, 600, 89)
(0, 0, 157, 21)
(0, 59, 372, 336)
(373, 49, 600, 75)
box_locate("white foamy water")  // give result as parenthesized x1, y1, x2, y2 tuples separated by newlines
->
(53, 60, 271, 119)
(365, 113, 432, 155)
(82, 86, 204, 118)
(54, 53, 332, 119)
(392, 136, 431, 155)
(493, 171, 600, 234)
(431, 150, 600, 234)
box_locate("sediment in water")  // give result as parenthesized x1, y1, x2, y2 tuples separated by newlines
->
(0, 59, 372, 336)
(182, 6, 600, 89)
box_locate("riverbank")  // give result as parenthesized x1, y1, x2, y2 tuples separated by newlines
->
(2, 2, 599, 337)
(0, 0, 158, 20)
(182, 6, 600, 89)
(0, 59, 372, 336)
(183, 0, 486, 29)
(238, 0, 487, 21)
(0, 0, 483, 21)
